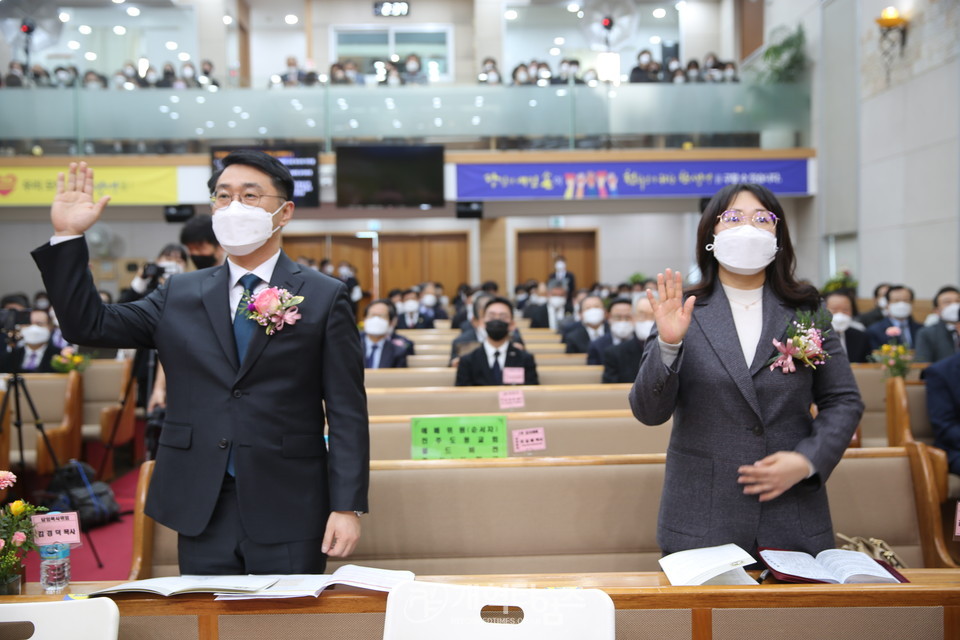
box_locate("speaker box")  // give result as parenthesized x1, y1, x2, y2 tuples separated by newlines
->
(456, 201, 483, 219)
(164, 204, 196, 223)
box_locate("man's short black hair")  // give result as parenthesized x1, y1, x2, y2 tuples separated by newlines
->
(1, 293, 29, 309)
(481, 280, 499, 293)
(207, 149, 295, 201)
(885, 285, 915, 302)
(387, 288, 403, 299)
(179, 214, 218, 247)
(364, 298, 397, 322)
(401, 289, 418, 298)
(608, 297, 633, 313)
(933, 286, 960, 309)
(873, 282, 892, 298)
(483, 296, 514, 319)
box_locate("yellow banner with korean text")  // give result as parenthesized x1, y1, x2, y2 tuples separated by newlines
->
(0, 166, 178, 206)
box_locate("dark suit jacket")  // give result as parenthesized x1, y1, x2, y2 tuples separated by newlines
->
(841, 327, 872, 364)
(602, 337, 644, 383)
(33, 239, 369, 545)
(455, 342, 539, 386)
(564, 323, 609, 354)
(866, 317, 923, 350)
(396, 313, 434, 330)
(449, 327, 525, 365)
(360, 333, 408, 368)
(548, 270, 576, 306)
(524, 303, 549, 329)
(629, 282, 863, 557)
(0, 340, 58, 374)
(925, 352, 960, 474)
(391, 332, 415, 357)
(587, 333, 614, 365)
(856, 307, 885, 329)
(915, 321, 958, 363)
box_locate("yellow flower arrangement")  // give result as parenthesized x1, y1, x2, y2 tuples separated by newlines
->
(50, 347, 89, 373)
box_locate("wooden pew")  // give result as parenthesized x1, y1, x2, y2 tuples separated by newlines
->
(368, 409, 670, 459)
(396, 330, 562, 345)
(80, 359, 137, 481)
(5, 372, 83, 476)
(408, 353, 587, 368)
(410, 342, 568, 356)
(366, 383, 632, 415)
(364, 365, 603, 387)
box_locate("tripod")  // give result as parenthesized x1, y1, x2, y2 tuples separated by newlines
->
(95, 349, 147, 480)
(0, 373, 103, 568)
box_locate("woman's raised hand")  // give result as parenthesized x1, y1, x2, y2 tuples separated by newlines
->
(51, 162, 111, 236)
(647, 268, 696, 345)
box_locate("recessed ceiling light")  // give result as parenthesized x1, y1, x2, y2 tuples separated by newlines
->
(165, 41, 178, 50)
(504, 9, 518, 20)
(113, 26, 126, 35)
(567, 3, 580, 12)
(78, 25, 92, 35)
(285, 14, 299, 25)
(84, 52, 97, 61)
(650, 36, 662, 44)
(554, 37, 565, 45)
(653, 8, 667, 19)
(178, 52, 191, 61)
(59, 12, 70, 22)
(549, 48, 561, 56)
(223, 15, 233, 25)
(67, 41, 80, 50)
(112, 0, 125, 4)
(126, 7, 140, 17)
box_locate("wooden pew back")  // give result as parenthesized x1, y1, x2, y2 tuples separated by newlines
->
(364, 366, 603, 387)
(366, 384, 632, 415)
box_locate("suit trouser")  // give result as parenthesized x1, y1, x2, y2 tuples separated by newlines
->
(177, 475, 328, 575)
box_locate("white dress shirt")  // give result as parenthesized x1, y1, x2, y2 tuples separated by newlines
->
(227, 251, 281, 321)
(482, 339, 509, 369)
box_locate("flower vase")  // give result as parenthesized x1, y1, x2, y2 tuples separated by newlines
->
(0, 573, 22, 596)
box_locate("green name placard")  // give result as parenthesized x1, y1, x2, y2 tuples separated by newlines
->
(411, 415, 508, 460)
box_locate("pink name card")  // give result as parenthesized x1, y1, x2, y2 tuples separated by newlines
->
(31, 512, 81, 546)
(502, 367, 525, 385)
(498, 389, 526, 410)
(512, 427, 546, 453)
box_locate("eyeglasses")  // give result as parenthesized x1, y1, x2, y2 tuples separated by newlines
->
(717, 209, 778, 230)
(210, 192, 286, 209)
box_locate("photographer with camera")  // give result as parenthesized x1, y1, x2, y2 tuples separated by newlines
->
(119, 244, 188, 303)
(0, 308, 59, 374)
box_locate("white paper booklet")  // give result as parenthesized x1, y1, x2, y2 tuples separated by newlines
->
(214, 564, 416, 600)
(659, 543, 758, 586)
(91, 574, 280, 597)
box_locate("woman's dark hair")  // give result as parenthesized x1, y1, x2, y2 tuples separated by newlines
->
(687, 183, 819, 310)
(207, 149, 295, 201)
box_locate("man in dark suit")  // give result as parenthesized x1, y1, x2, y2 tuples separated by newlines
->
(0, 309, 60, 374)
(587, 297, 638, 366)
(866, 285, 923, 350)
(823, 291, 871, 363)
(525, 280, 570, 331)
(456, 297, 538, 386)
(925, 351, 960, 474)
(360, 299, 408, 368)
(915, 286, 960, 363)
(598, 297, 654, 377)
(855, 283, 890, 329)
(396, 289, 434, 329)
(33, 156, 369, 575)
(547, 255, 575, 308)
(563, 294, 608, 354)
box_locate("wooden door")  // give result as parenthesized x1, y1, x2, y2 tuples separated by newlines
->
(516, 230, 597, 289)
(282, 234, 374, 300)
(379, 233, 469, 298)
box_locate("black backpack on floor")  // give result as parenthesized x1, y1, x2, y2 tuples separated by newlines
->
(44, 460, 121, 531)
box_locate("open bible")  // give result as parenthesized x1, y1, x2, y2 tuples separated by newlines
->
(758, 548, 908, 584)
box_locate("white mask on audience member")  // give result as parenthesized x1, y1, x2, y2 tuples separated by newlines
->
(529, 294, 547, 306)
(212, 200, 284, 256)
(639, 54, 651, 65)
(322, 264, 334, 276)
(403, 300, 420, 314)
(548, 296, 566, 309)
(610, 321, 634, 341)
(364, 316, 390, 337)
(421, 294, 437, 308)
(877, 297, 889, 310)
(555, 261, 566, 272)
(157, 260, 183, 276)
(20, 325, 51, 345)
(599, 289, 610, 298)
(830, 312, 852, 334)
(439, 295, 449, 307)
(707, 226, 777, 276)
(942, 302, 960, 324)
(888, 301, 913, 320)
(634, 320, 655, 341)
(582, 307, 605, 327)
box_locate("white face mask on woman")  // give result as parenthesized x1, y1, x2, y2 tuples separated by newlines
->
(707, 225, 778, 276)
(212, 200, 284, 256)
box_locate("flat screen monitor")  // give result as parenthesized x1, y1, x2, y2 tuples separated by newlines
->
(335, 144, 445, 209)
(211, 145, 320, 208)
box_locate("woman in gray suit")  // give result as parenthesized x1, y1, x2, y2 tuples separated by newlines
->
(630, 184, 864, 559)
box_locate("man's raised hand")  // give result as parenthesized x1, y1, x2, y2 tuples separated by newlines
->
(647, 268, 696, 345)
(51, 162, 111, 236)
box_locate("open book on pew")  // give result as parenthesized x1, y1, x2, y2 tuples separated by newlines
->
(90, 574, 280, 597)
(213, 565, 416, 600)
(758, 548, 908, 584)
(659, 543, 760, 586)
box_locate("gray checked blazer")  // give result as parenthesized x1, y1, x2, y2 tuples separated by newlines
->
(629, 282, 864, 558)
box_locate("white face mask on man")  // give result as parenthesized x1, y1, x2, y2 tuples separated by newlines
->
(942, 302, 960, 324)
(212, 200, 285, 256)
(707, 225, 778, 276)
(830, 312, 852, 334)
(888, 301, 913, 320)
(364, 316, 390, 337)
(20, 324, 51, 345)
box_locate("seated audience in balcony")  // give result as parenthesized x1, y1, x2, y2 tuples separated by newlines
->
(924, 351, 960, 475)
(397, 289, 434, 329)
(866, 285, 922, 350)
(629, 50, 656, 83)
(30, 65, 53, 88)
(330, 62, 350, 84)
(915, 286, 960, 363)
(685, 59, 703, 83)
(511, 63, 533, 86)
(54, 66, 77, 88)
(663, 57, 682, 82)
(379, 60, 403, 86)
(360, 299, 408, 369)
(456, 297, 538, 386)
(478, 57, 502, 84)
(4, 61, 25, 87)
(721, 61, 740, 83)
(180, 62, 201, 88)
(401, 54, 429, 85)
(281, 55, 306, 85)
(823, 290, 870, 363)
(82, 71, 107, 89)
(199, 59, 220, 87)
(563, 294, 608, 354)
(602, 297, 655, 383)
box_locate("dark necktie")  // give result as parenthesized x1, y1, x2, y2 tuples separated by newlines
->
(23, 350, 38, 371)
(491, 350, 502, 384)
(898, 320, 912, 348)
(366, 342, 380, 369)
(951, 327, 959, 352)
(233, 273, 260, 364)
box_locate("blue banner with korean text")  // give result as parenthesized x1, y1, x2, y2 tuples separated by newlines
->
(456, 159, 810, 200)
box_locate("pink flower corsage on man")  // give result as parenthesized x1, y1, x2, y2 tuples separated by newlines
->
(243, 287, 304, 335)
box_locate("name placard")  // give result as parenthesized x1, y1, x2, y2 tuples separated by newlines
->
(31, 512, 82, 546)
(411, 415, 508, 460)
(498, 389, 525, 410)
(512, 427, 547, 453)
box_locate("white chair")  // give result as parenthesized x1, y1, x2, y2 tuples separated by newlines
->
(0, 597, 120, 639)
(382, 581, 615, 639)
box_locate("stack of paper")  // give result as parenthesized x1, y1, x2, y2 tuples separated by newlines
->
(214, 565, 416, 600)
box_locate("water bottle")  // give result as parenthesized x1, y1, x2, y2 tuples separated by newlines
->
(39, 543, 71, 594)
